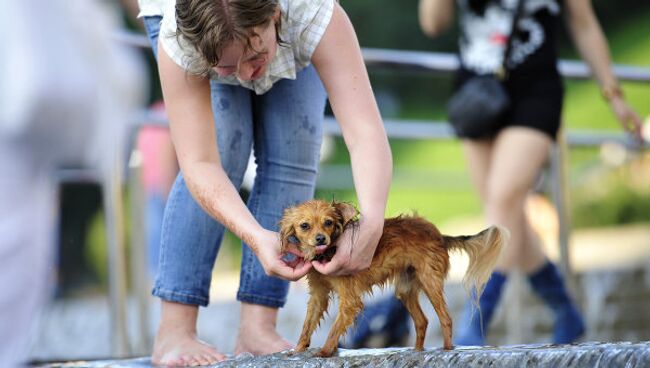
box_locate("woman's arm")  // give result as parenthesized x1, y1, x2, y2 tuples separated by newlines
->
(310, 2, 393, 276)
(157, 43, 311, 280)
(564, 0, 643, 141)
(418, 0, 455, 38)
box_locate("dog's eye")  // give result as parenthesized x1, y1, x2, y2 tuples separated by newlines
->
(299, 222, 310, 231)
(324, 219, 333, 227)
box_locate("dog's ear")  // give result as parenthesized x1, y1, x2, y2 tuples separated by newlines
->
(332, 201, 359, 228)
(278, 207, 297, 253)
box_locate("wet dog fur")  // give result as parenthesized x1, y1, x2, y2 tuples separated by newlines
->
(279, 199, 507, 357)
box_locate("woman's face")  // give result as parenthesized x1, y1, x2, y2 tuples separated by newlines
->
(213, 17, 279, 81)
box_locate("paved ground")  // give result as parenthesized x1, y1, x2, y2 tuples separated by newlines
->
(35, 342, 650, 367)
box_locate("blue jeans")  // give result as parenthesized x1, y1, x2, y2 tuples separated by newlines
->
(143, 16, 327, 307)
(146, 192, 165, 277)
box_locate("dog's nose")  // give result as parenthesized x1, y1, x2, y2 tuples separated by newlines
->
(315, 234, 327, 245)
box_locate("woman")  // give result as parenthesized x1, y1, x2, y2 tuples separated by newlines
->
(137, 0, 392, 365)
(351, 0, 642, 348)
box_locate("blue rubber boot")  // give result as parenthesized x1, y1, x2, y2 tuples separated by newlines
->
(528, 261, 585, 344)
(342, 296, 410, 349)
(455, 272, 507, 346)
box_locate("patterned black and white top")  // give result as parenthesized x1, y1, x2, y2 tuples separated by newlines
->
(457, 0, 562, 76)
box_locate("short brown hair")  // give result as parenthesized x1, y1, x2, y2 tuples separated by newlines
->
(175, 0, 283, 76)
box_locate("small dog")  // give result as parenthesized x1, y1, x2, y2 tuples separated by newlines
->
(279, 199, 506, 357)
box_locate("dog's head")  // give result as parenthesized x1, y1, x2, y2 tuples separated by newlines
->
(279, 200, 358, 262)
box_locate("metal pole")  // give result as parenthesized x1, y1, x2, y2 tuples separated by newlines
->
(550, 129, 577, 292)
(128, 146, 153, 355)
(104, 154, 132, 357)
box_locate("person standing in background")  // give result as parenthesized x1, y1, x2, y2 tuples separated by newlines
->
(350, 0, 643, 348)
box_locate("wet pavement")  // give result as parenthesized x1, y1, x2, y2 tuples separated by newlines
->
(36, 342, 650, 367)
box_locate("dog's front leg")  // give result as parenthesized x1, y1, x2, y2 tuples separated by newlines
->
(317, 288, 363, 357)
(295, 278, 331, 353)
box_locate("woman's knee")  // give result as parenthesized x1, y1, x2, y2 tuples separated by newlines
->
(484, 183, 528, 218)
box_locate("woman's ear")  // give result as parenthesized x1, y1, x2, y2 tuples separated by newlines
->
(333, 201, 359, 228)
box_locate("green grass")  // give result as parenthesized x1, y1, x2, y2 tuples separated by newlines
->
(320, 137, 480, 221)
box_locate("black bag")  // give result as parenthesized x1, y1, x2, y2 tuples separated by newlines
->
(447, 75, 510, 138)
(447, 0, 524, 138)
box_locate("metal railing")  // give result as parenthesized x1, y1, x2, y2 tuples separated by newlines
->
(111, 31, 649, 355)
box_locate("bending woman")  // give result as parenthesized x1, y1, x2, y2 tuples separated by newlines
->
(137, 0, 392, 365)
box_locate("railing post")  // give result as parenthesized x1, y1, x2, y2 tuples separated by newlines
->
(103, 153, 132, 357)
(550, 128, 577, 292)
(128, 144, 153, 355)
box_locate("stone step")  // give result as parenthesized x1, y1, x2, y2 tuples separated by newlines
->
(35, 342, 650, 368)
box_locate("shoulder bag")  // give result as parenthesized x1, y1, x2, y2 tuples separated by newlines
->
(447, 0, 525, 138)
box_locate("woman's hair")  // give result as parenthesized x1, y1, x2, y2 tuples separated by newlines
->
(175, 0, 283, 76)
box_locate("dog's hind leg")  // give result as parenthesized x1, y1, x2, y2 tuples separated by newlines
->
(296, 285, 331, 352)
(395, 274, 428, 351)
(417, 272, 453, 350)
(317, 287, 364, 357)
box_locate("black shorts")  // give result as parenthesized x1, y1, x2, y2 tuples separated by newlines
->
(453, 69, 564, 141)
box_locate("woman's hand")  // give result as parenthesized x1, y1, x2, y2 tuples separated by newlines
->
(254, 229, 313, 281)
(311, 216, 383, 276)
(609, 95, 644, 144)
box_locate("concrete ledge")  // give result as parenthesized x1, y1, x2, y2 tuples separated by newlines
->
(38, 341, 650, 367)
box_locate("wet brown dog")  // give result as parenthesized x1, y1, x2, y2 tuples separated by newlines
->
(279, 199, 506, 357)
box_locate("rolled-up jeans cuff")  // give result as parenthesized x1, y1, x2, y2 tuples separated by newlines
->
(237, 291, 286, 308)
(152, 286, 209, 307)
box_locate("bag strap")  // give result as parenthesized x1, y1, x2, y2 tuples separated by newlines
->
(498, 0, 525, 79)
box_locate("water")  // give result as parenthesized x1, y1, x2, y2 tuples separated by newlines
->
(37, 342, 650, 367)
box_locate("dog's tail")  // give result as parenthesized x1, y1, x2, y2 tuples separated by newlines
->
(444, 226, 508, 298)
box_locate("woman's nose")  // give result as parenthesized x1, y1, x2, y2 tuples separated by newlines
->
(237, 63, 255, 81)
(215, 67, 236, 77)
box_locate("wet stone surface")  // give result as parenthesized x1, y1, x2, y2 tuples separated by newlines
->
(38, 341, 650, 367)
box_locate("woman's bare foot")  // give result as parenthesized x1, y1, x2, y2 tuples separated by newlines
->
(234, 303, 294, 356)
(152, 301, 226, 366)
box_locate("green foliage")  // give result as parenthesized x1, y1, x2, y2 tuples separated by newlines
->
(572, 174, 650, 229)
(573, 188, 650, 228)
(86, 212, 108, 287)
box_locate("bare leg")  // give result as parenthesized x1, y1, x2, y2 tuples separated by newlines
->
(463, 128, 551, 272)
(461, 137, 495, 204)
(152, 301, 225, 366)
(234, 303, 293, 356)
(483, 127, 551, 273)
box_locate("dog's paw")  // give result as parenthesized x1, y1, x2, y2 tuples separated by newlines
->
(314, 348, 336, 358)
(289, 343, 309, 355)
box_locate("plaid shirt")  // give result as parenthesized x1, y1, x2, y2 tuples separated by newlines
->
(139, 0, 334, 95)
